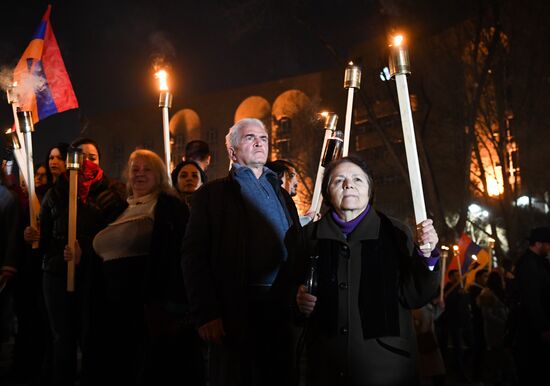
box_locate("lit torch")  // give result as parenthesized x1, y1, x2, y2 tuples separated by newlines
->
(343, 62, 361, 156)
(5, 127, 26, 182)
(389, 34, 428, 239)
(452, 244, 463, 288)
(440, 245, 449, 302)
(308, 112, 340, 217)
(17, 110, 40, 249)
(7, 82, 39, 248)
(155, 69, 173, 182)
(66, 148, 83, 292)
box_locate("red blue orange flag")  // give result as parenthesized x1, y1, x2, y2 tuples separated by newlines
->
(13, 5, 78, 123)
(445, 233, 490, 285)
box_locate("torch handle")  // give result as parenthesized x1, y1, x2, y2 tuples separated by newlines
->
(439, 253, 447, 302)
(67, 170, 78, 292)
(342, 88, 355, 157)
(23, 131, 39, 249)
(161, 106, 172, 183)
(308, 129, 333, 214)
(454, 251, 464, 289)
(395, 74, 427, 225)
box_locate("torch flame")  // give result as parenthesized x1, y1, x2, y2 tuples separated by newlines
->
(155, 70, 169, 91)
(392, 35, 404, 47)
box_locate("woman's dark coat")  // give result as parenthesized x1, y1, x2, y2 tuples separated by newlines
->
(300, 209, 440, 386)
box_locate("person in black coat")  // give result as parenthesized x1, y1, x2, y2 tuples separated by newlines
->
(86, 149, 203, 386)
(296, 156, 441, 386)
(513, 226, 550, 385)
(182, 118, 303, 386)
(40, 146, 126, 386)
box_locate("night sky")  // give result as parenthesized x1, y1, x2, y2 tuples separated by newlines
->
(0, 0, 478, 164)
(0, 0, 474, 119)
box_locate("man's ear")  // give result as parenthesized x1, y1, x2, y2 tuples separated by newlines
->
(229, 147, 236, 161)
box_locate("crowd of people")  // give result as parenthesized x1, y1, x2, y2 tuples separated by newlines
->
(414, 225, 550, 386)
(0, 117, 548, 386)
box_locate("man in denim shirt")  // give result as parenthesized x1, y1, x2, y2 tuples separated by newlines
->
(182, 118, 303, 386)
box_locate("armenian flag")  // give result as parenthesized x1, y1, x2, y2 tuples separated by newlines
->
(446, 233, 491, 286)
(13, 5, 78, 123)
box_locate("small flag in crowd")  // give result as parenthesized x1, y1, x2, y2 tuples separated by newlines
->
(446, 233, 490, 286)
(13, 4, 78, 123)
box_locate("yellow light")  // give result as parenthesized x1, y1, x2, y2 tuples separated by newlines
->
(320, 111, 329, 117)
(441, 245, 450, 250)
(486, 175, 503, 197)
(393, 35, 404, 47)
(348, 61, 354, 66)
(472, 254, 478, 261)
(453, 245, 459, 251)
(155, 70, 169, 91)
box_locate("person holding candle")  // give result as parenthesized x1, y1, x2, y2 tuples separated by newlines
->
(39, 138, 126, 386)
(295, 156, 440, 386)
(512, 226, 550, 385)
(88, 149, 203, 385)
(16, 143, 68, 385)
(182, 118, 303, 386)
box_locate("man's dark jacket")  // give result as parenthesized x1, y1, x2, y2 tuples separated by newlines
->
(181, 170, 303, 340)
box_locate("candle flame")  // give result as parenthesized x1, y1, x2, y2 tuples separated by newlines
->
(348, 61, 354, 66)
(472, 254, 478, 261)
(155, 70, 169, 91)
(320, 111, 329, 117)
(441, 245, 450, 250)
(393, 35, 404, 47)
(453, 245, 459, 251)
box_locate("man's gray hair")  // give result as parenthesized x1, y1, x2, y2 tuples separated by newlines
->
(225, 118, 267, 160)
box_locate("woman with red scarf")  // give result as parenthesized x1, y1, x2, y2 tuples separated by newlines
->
(40, 141, 126, 386)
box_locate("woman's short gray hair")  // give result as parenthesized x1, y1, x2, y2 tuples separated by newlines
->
(225, 118, 267, 158)
(126, 149, 173, 196)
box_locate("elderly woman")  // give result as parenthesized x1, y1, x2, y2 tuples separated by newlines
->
(171, 159, 207, 206)
(296, 156, 441, 386)
(90, 149, 204, 385)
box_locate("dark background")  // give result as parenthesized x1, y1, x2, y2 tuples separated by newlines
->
(0, 0, 476, 160)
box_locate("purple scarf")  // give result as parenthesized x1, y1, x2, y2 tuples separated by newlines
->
(331, 205, 371, 237)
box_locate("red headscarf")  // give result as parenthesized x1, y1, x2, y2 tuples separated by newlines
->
(77, 160, 104, 203)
